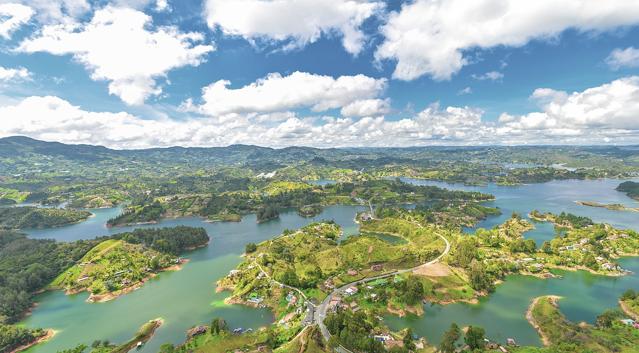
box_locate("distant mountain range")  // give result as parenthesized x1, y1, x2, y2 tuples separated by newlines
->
(1, 135, 638, 171)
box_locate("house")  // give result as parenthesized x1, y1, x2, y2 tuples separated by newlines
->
(371, 264, 383, 271)
(620, 319, 635, 326)
(373, 335, 392, 342)
(349, 302, 360, 312)
(187, 325, 208, 338)
(506, 338, 517, 346)
(602, 263, 618, 271)
(347, 269, 358, 276)
(360, 213, 372, 222)
(344, 286, 358, 296)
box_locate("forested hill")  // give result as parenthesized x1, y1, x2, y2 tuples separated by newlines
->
(3, 135, 639, 169)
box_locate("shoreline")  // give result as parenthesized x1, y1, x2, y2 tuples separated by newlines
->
(526, 295, 561, 347)
(619, 300, 639, 321)
(10, 329, 57, 353)
(85, 259, 190, 303)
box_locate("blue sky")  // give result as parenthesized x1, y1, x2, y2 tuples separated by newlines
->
(1, 0, 639, 148)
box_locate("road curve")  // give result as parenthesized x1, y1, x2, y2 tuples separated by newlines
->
(315, 228, 451, 348)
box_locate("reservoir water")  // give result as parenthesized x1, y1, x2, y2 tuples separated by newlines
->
(20, 178, 639, 351)
(21, 205, 365, 353)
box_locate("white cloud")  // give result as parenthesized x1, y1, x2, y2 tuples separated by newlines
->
(5, 78, 639, 149)
(606, 47, 639, 70)
(0, 3, 33, 39)
(187, 71, 387, 116)
(155, 0, 169, 12)
(205, 0, 383, 55)
(0, 0, 90, 24)
(17, 6, 214, 105)
(340, 98, 390, 117)
(472, 71, 504, 81)
(376, 0, 639, 81)
(0, 66, 30, 81)
(497, 76, 639, 142)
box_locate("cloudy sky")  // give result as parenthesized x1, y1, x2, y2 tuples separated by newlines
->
(1, 0, 639, 149)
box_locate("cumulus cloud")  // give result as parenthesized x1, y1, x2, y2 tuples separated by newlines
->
(5, 78, 639, 149)
(606, 47, 639, 70)
(472, 71, 504, 81)
(340, 98, 390, 117)
(0, 0, 90, 24)
(0, 3, 33, 39)
(186, 71, 387, 116)
(0, 66, 30, 81)
(497, 76, 639, 142)
(376, 0, 639, 81)
(205, 0, 383, 55)
(17, 6, 214, 105)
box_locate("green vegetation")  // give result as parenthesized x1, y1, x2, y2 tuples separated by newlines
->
(0, 324, 50, 353)
(576, 201, 639, 212)
(51, 227, 208, 301)
(0, 207, 91, 229)
(325, 310, 385, 353)
(617, 181, 639, 200)
(620, 289, 639, 320)
(219, 219, 444, 311)
(0, 231, 99, 323)
(257, 205, 279, 223)
(529, 210, 593, 229)
(520, 295, 639, 353)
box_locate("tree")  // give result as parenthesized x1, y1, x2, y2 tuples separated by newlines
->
(621, 289, 637, 301)
(439, 323, 461, 353)
(245, 243, 257, 254)
(583, 253, 598, 269)
(541, 241, 552, 254)
(159, 343, 175, 353)
(403, 328, 415, 351)
(464, 326, 485, 350)
(265, 328, 278, 349)
(210, 317, 226, 335)
(469, 260, 494, 292)
(596, 309, 622, 328)
(453, 238, 478, 268)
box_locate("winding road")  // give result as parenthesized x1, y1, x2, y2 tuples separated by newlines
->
(253, 221, 451, 352)
(315, 227, 451, 350)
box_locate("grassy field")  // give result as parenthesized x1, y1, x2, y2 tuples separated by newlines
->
(50, 239, 176, 299)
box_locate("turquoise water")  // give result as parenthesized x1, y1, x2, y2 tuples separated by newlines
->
(21, 205, 365, 353)
(386, 178, 639, 345)
(20, 178, 639, 351)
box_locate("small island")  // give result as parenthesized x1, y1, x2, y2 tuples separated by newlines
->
(576, 200, 639, 212)
(50, 227, 209, 302)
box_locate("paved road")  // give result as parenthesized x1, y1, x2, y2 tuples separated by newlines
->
(254, 221, 451, 353)
(315, 225, 451, 349)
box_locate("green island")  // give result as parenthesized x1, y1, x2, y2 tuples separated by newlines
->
(576, 200, 639, 212)
(616, 181, 639, 201)
(105, 179, 493, 227)
(0, 207, 91, 229)
(0, 227, 206, 351)
(51, 227, 209, 302)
